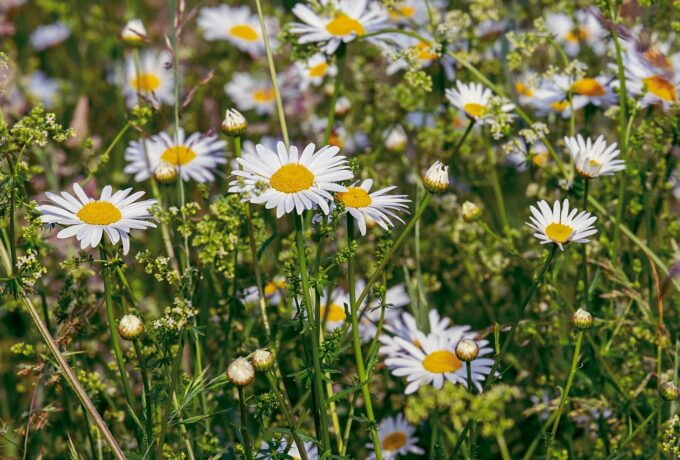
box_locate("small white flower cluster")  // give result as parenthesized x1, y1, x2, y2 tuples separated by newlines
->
(16, 249, 47, 287)
(151, 298, 198, 342)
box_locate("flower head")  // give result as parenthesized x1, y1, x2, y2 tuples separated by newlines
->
(336, 179, 410, 235)
(197, 5, 277, 57)
(227, 357, 255, 386)
(422, 161, 449, 194)
(446, 81, 515, 124)
(564, 134, 624, 179)
(221, 108, 248, 137)
(526, 199, 597, 250)
(118, 314, 144, 340)
(225, 72, 278, 115)
(122, 49, 174, 108)
(366, 413, 424, 459)
(120, 19, 148, 46)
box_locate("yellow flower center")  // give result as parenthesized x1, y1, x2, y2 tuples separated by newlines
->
(382, 431, 408, 451)
(325, 14, 365, 37)
(422, 350, 462, 373)
(545, 222, 573, 243)
(415, 42, 437, 61)
(131, 73, 161, 92)
(643, 75, 677, 102)
(253, 88, 275, 103)
(515, 82, 533, 97)
(336, 186, 372, 208)
(270, 164, 315, 193)
(264, 280, 285, 296)
(321, 303, 346, 322)
(229, 24, 258, 41)
(571, 78, 605, 96)
(551, 100, 569, 112)
(160, 145, 197, 166)
(309, 62, 328, 78)
(77, 201, 122, 226)
(566, 27, 588, 43)
(463, 103, 486, 118)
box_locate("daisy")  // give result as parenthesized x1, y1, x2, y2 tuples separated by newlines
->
(225, 72, 277, 115)
(385, 33, 440, 76)
(120, 18, 148, 45)
(257, 439, 318, 460)
(380, 309, 466, 355)
(526, 199, 597, 250)
(532, 74, 617, 118)
(38, 183, 156, 255)
(445, 81, 515, 124)
(335, 179, 410, 235)
(622, 50, 679, 111)
(290, 0, 389, 54)
(295, 53, 337, 90)
(243, 277, 286, 306)
(26, 71, 59, 108)
(387, 0, 431, 25)
(123, 49, 174, 108)
(385, 330, 494, 394)
(30, 22, 70, 50)
(319, 288, 351, 331)
(229, 141, 353, 218)
(358, 283, 410, 344)
(124, 129, 226, 183)
(564, 134, 624, 179)
(545, 10, 607, 57)
(367, 413, 424, 460)
(197, 5, 277, 57)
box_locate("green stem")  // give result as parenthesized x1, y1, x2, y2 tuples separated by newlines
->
(608, 402, 663, 459)
(488, 147, 510, 232)
(264, 372, 308, 460)
(546, 329, 584, 459)
(581, 179, 590, 302)
(450, 119, 475, 164)
(157, 338, 184, 459)
(238, 386, 253, 460)
(347, 218, 383, 460)
(466, 361, 477, 459)
(323, 43, 347, 144)
(133, 339, 154, 457)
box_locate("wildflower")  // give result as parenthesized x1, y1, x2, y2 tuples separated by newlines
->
(445, 81, 515, 124)
(229, 141, 353, 217)
(358, 284, 410, 344)
(455, 338, 479, 362)
(221, 108, 248, 137)
(197, 5, 277, 57)
(225, 72, 278, 115)
(251, 349, 274, 371)
(461, 201, 482, 222)
(384, 125, 407, 152)
(26, 71, 59, 108)
(544, 10, 606, 57)
(29, 22, 70, 50)
(384, 330, 493, 394)
(564, 134, 624, 179)
(243, 277, 286, 306)
(526, 199, 597, 250)
(335, 179, 410, 235)
(422, 161, 449, 194)
(366, 413, 424, 459)
(38, 183, 156, 255)
(117, 314, 144, 340)
(621, 50, 680, 111)
(387, 0, 430, 25)
(227, 357, 255, 386)
(122, 49, 174, 108)
(319, 288, 350, 331)
(334, 96, 352, 116)
(660, 382, 680, 401)
(295, 53, 337, 90)
(289, 0, 388, 54)
(380, 309, 472, 355)
(120, 19, 148, 46)
(125, 129, 226, 183)
(153, 163, 178, 185)
(258, 439, 318, 459)
(572, 308, 593, 330)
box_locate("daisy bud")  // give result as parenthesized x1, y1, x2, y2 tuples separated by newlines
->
(227, 357, 255, 386)
(153, 162, 177, 185)
(461, 201, 482, 222)
(221, 109, 247, 137)
(660, 382, 680, 401)
(251, 349, 274, 371)
(335, 96, 351, 117)
(455, 339, 479, 362)
(120, 19, 148, 47)
(572, 308, 593, 330)
(423, 161, 449, 194)
(117, 314, 144, 340)
(385, 125, 407, 153)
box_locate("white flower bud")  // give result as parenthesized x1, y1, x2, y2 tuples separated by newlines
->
(423, 161, 449, 194)
(227, 357, 255, 386)
(572, 308, 593, 330)
(384, 125, 407, 153)
(334, 96, 351, 117)
(461, 201, 482, 222)
(455, 339, 479, 362)
(221, 108, 247, 137)
(120, 19, 148, 47)
(251, 349, 274, 371)
(661, 382, 680, 401)
(153, 162, 177, 185)
(117, 314, 144, 340)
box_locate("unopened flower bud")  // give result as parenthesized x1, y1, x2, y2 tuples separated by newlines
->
(384, 125, 407, 153)
(251, 349, 274, 371)
(221, 108, 247, 137)
(153, 162, 177, 185)
(227, 357, 255, 386)
(660, 382, 680, 401)
(455, 339, 479, 362)
(334, 96, 351, 117)
(423, 161, 449, 194)
(572, 308, 592, 330)
(461, 201, 482, 222)
(120, 19, 148, 47)
(117, 314, 144, 340)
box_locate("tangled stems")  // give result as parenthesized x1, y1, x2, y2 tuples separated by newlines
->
(293, 213, 331, 452)
(238, 386, 254, 460)
(264, 371, 308, 460)
(545, 329, 585, 459)
(346, 217, 384, 460)
(465, 362, 477, 459)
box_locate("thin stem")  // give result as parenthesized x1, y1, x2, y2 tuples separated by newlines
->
(488, 146, 510, 232)
(323, 43, 347, 144)
(156, 338, 184, 459)
(264, 371, 308, 460)
(347, 218, 383, 460)
(608, 402, 663, 459)
(450, 119, 475, 164)
(238, 386, 253, 460)
(466, 361, 477, 459)
(133, 340, 154, 457)
(546, 329, 584, 459)
(581, 179, 590, 302)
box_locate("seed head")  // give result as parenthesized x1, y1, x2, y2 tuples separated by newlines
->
(117, 314, 144, 340)
(423, 161, 449, 194)
(221, 108, 247, 137)
(227, 357, 255, 386)
(572, 308, 593, 330)
(455, 339, 479, 362)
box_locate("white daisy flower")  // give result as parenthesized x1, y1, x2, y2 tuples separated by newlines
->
(229, 141, 353, 218)
(30, 22, 70, 50)
(124, 129, 226, 183)
(445, 81, 515, 124)
(225, 72, 278, 115)
(387, 0, 432, 25)
(385, 33, 440, 76)
(197, 5, 277, 57)
(367, 413, 424, 460)
(123, 49, 174, 108)
(621, 50, 679, 111)
(531, 74, 617, 118)
(290, 0, 389, 55)
(243, 276, 286, 306)
(380, 309, 467, 356)
(295, 53, 337, 90)
(26, 71, 59, 108)
(358, 283, 410, 344)
(545, 10, 607, 57)
(385, 330, 494, 394)
(506, 139, 550, 171)
(120, 18, 148, 45)
(526, 199, 597, 250)
(319, 288, 351, 331)
(564, 134, 625, 179)
(38, 183, 156, 255)
(257, 439, 318, 460)
(335, 179, 410, 235)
